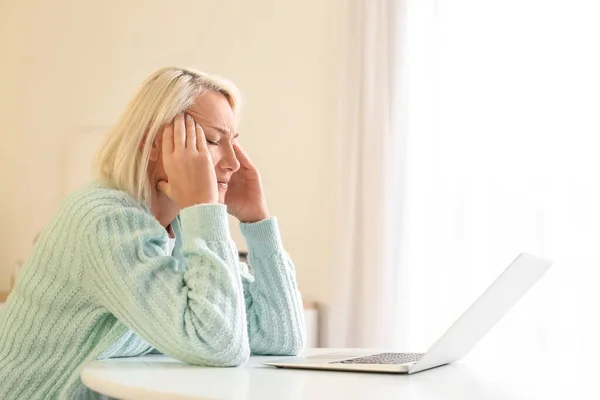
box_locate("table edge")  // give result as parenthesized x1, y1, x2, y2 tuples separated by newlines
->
(81, 366, 214, 400)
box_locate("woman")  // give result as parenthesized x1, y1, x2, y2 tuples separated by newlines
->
(0, 67, 305, 399)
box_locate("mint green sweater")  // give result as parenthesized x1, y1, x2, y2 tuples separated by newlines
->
(0, 183, 305, 399)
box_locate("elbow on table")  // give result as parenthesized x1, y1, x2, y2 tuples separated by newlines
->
(251, 329, 306, 356)
(177, 340, 250, 367)
(280, 330, 306, 356)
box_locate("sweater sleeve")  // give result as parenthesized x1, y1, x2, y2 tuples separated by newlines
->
(239, 217, 306, 355)
(82, 202, 249, 366)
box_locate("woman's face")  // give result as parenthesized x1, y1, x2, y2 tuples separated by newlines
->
(148, 91, 241, 227)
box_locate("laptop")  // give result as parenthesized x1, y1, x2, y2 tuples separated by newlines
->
(264, 253, 552, 374)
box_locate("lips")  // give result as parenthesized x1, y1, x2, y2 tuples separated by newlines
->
(217, 181, 229, 190)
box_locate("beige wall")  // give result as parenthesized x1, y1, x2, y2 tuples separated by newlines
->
(0, 0, 342, 305)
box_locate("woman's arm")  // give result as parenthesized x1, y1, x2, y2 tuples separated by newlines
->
(82, 201, 249, 366)
(239, 217, 306, 355)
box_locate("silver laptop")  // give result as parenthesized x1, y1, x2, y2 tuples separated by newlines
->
(265, 253, 551, 374)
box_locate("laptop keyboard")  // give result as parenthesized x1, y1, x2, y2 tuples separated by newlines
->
(331, 352, 424, 365)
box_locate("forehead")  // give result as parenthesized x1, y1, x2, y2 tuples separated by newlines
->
(187, 91, 235, 132)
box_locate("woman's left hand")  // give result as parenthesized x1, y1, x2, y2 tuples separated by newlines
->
(225, 142, 270, 223)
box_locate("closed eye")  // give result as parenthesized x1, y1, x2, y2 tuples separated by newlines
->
(206, 139, 220, 146)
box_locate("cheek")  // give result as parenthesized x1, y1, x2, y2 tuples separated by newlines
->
(207, 147, 222, 167)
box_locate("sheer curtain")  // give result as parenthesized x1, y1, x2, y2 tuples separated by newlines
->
(329, 0, 600, 357)
(326, 0, 407, 349)
(402, 0, 600, 359)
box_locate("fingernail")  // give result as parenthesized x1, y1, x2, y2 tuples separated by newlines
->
(186, 114, 192, 121)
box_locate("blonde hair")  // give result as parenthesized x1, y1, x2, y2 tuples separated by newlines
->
(94, 67, 242, 205)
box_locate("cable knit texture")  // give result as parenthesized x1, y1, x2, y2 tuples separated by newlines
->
(0, 182, 305, 399)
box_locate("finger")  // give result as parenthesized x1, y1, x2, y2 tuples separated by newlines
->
(162, 122, 174, 155)
(195, 123, 209, 153)
(173, 113, 186, 150)
(185, 114, 196, 150)
(233, 141, 255, 168)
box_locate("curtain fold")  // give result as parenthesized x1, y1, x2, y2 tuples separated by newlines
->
(326, 0, 407, 349)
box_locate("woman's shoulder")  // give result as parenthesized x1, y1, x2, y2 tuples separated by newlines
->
(61, 181, 148, 223)
(40, 182, 164, 251)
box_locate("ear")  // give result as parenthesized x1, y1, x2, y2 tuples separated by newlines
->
(142, 131, 161, 162)
(149, 135, 160, 161)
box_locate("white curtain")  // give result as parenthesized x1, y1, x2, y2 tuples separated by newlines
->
(402, 0, 600, 359)
(327, 0, 407, 349)
(330, 0, 600, 358)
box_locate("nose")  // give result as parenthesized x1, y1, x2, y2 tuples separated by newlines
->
(217, 142, 241, 173)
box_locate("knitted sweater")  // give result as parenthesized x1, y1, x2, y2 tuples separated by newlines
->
(0, 182, 305, 399)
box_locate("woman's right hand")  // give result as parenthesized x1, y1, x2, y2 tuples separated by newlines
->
(157, 113, 219, 208)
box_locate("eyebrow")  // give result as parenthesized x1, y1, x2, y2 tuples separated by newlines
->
(206, 125, 239, 138)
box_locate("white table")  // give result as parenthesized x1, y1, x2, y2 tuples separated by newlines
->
(82, 348, 597, 399)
